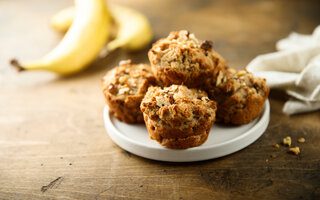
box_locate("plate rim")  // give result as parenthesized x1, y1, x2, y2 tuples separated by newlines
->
(104, 100, 270, 161)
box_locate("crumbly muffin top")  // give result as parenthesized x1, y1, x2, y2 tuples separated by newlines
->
(219, 68, 267, 95)
(141, 85, 216, 128)
(149, 30, 222, 74)
(102, 60, 155, 100)
(207, 67, 269, 104)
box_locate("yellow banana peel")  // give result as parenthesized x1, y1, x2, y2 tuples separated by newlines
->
(11, 0, 111, 75)
(51, 4, 153, 53)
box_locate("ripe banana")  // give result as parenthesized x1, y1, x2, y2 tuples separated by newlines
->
(51, 4, 153, 53)
(11, 0, 111, 75)
(106, 5, 153, 53)
(51, 7, 74, 33)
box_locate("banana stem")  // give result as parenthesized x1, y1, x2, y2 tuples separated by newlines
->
(99, 46, 111, 58)
(10, 59, 25, 72)
(99, 39, 126, 58)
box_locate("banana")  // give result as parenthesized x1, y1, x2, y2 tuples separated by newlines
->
(105, 5, 153, 52)
(51, 7, 74, 32)
(51, 4, 153, 53)
(11, 0, 111, 75)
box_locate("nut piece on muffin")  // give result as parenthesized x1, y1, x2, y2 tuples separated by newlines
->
(148, 30, 226, 88)
(204, 66, 269, 125)
(140, 85, 217, 149)
(102, 60, 156, 123)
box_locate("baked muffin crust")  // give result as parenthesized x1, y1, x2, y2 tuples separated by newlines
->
(141, 85, 217, 149)
(204, 66, 269, 124)
(148, 30, 226, 88)
(102, 60, 156, 123)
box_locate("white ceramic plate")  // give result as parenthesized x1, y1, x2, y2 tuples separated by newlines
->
(104, 100, 270, 162)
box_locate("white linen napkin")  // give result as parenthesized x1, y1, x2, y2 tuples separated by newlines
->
(246, 26, 320, 115)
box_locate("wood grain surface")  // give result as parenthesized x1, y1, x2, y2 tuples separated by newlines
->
(1, 0, 320, 199)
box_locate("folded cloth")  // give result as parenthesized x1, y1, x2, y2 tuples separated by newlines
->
(246, 26, 320, 115)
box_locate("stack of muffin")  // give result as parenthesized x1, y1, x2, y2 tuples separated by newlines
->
(102, 30, 269, 149)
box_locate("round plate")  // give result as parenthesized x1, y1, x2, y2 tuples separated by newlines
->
(104, 100, 270, 162)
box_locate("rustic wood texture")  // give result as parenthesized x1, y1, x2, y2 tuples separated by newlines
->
(1, 0, 320, 199)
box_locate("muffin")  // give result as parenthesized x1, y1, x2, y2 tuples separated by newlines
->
(204, 66, 269, 125)
(148, 30, 226, 88)
(140, 85, 217, 149)
(102, 60, 156, 123)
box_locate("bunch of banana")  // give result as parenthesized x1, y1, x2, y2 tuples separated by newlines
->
(11, 0, 152, 75)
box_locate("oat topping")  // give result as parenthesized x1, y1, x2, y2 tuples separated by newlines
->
(141, 84, 217, 149)
(119, 59, 131, 66)
(107, 61, 155, 98)
(228, 68, 236, 74)
(102, 60, 155, 123)
(216, 71, 224, 86)
(118, 75, 130, 84)
(201, 96, 210, 102)
(155, 95, 171, 107)
(148, 30, 226, 87)
(236, 70, 246, 77)
(118, 87, 130, 95)
(141, 85, 216, 127)
(204, 65, 269, 124)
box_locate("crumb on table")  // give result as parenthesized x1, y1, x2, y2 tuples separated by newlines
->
(274, 143, 280, 148)
(270, 154, 277, 158)
(283, 136, 291, 147)
(289, 147, 300, 155)
(298, 137, 305, 143)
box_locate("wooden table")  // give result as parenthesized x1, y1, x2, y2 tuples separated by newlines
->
(1, 0, 320, 199)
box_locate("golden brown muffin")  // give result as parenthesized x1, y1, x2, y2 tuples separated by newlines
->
(102, 60, 156, 123)
(204, 66, 269, 125)
(140, 85, 217, 149)
(148, 30, 226, 88)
